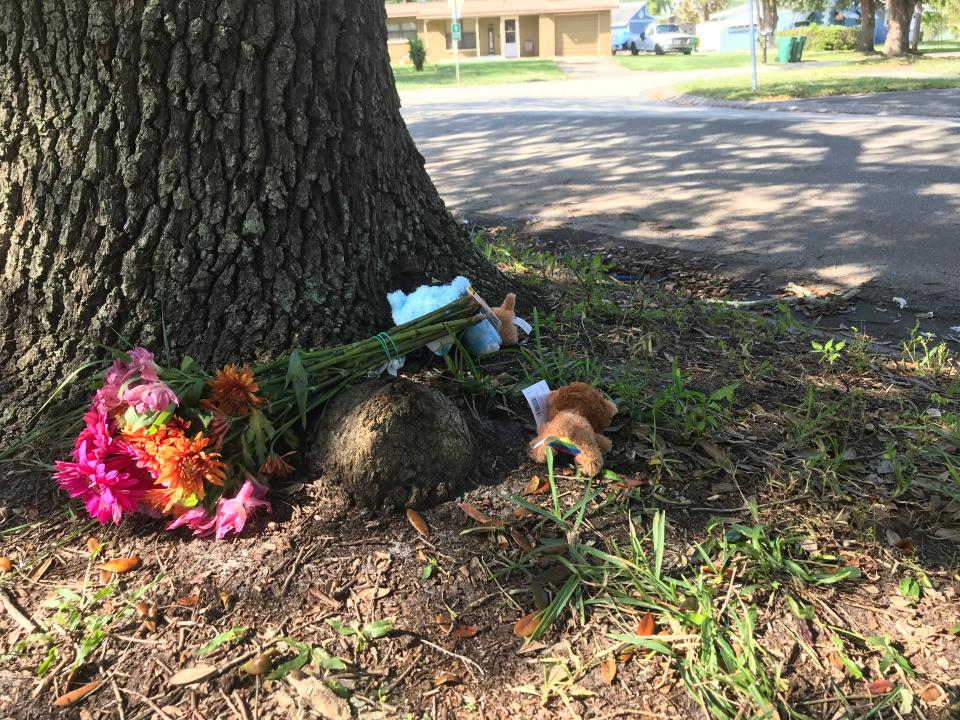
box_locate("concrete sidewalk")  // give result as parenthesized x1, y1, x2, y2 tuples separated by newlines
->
(671, 88, 960, 119)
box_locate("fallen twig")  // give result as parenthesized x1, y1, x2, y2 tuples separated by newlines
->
(120, 688, 177, 720)
(707, 287, 859, 310)
(0, 588, 39, 633)
(418, 638, 485, 678)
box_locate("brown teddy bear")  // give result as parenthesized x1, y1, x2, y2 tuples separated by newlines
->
(493, 293, 518, 346)
(528, 382, 617, 477)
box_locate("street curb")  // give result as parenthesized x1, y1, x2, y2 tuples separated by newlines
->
(658, 88, 960, 120)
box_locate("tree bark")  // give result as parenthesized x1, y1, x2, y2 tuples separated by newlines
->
(884, 0, 916, 55)
(0, 0, 499, 421)
(910, 2, 923, 51)
(858, 0, 877, 52)
(755, 0, 777, 64)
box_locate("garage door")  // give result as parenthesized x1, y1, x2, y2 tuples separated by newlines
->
(555, 14, 598, 56)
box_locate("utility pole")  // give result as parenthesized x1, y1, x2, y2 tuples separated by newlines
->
(448, 0, 463, 83)
(748, 0, 758, 90)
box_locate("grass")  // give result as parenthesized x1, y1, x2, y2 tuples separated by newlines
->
(919, 39, 960, 53)
(392, 59, 565, 89)
(676, 54, 960, 100)
(465, 228, 959, 717)
(616, 48, 867, 72)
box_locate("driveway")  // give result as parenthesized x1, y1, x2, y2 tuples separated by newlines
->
(401, 81, 960, 331)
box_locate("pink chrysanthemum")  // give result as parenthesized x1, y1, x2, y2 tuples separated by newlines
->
(214, 479, 271, 539)
(94, 347, 177, 417)
(54, 444, 152, 525)
(164, 480, 271, 540)
(54, 408, 156, 524)
(165, 506, 217, 537)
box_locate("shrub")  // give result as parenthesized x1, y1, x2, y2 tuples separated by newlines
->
(778, 24, 857, 51)
(408, 37, 426, 71)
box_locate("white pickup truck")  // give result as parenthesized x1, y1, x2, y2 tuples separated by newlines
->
(615, 23, 695, 56)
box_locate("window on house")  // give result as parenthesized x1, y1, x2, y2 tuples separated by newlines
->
(446, 31, 478, 49)
(387, 21, 418, 41)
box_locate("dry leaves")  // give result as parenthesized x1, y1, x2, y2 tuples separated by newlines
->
(434, 671, 462, 686)
(169, 665, 217, 686)
(636, 611, 655, 637)
(513, 611, 542, 638)
(406, 509, 429, 539)
(599, 656, 617, 685)
(28, 556, 54, 582)
(919, 683, 945, 703)
(523, 476, 549, 496)
(357, 587, 391, 601)
(510, 529, 533, 553)
(176, 594, 200, 607)
(459, 502, 504, 528)
(436, 614, 479, 638)
(52, 680, 102, 707)
(97, 556, 141, 574)
(86, 537, 101, 553)
(867, 678, 896, 695)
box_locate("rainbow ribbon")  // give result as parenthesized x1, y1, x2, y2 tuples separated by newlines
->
(533, 435, 582, 457)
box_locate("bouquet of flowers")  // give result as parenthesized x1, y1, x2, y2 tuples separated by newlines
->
(52, 296, 483, 539)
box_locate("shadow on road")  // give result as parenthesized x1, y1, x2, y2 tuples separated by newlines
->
(406, 109, 960, 326)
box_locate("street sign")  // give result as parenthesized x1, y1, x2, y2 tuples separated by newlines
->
(451, 22, 462, 41)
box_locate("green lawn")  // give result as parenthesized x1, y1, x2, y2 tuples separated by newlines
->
(392, 59, 565, 88)
(616, 48, 868, 72)
(676, 55, 960, 100)
(919, 39, 960, 53)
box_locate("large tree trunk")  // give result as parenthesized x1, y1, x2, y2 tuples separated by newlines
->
(884, 0, 916, 55)
(910, 2, 923, 52)
(0, 0, 498, 421)
(858, 0, 877, 52)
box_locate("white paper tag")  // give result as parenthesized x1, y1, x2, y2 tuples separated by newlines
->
(513, 316, 533, 335)
(466, 285, 502, 331)
(522, 380, 551, 429)
(369, 357, 406, 377)
(426, 334, 454, 355)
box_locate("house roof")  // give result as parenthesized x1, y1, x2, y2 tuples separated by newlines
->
(611, 2, 648, 26)
(385, 0, 618, 20)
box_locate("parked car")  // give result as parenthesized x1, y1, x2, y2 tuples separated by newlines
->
(613, 23, 695, 55)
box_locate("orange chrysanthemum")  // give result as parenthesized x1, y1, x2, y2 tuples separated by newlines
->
(143, 486, 187, 515)
(207, 365, 263, 416)
(260, 453, 295, 479)
(203, 409, 230, 451)
(120, 421, 188, 476)
(155, 433, 226, 508)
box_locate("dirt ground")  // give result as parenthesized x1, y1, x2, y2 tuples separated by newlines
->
(1, 227, 958, 720)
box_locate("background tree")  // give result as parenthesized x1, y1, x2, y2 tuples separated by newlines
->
(885, 0, 919, 53)
(858, 0, 878, 52)
(0, 0, 500, 421)
(754, 0, 779, 63)
(675, 0, 733, 24)
(910, 1, 923, 49)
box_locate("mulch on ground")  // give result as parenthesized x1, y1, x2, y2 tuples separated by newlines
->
(1, 228, 958, 719)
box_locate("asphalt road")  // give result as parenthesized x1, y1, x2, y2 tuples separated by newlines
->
(400, 78, 960, 331)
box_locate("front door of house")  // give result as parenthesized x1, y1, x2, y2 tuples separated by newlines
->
(502, 17, 518, 58)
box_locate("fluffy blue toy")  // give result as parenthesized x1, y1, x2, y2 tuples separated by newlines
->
(387, 276, 502, 356)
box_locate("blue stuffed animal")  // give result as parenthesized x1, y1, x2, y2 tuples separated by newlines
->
(387, 276, 502, 356)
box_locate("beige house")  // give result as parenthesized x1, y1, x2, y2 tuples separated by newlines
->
(385, 0, 616, 63)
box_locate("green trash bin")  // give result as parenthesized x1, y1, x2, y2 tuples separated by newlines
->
(791, 35, 806, 62)
(777, 36, 795, 64)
